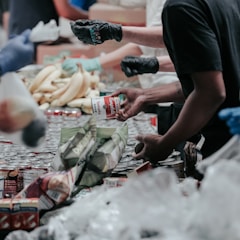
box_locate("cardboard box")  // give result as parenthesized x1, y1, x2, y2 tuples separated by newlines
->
(89, 3, 146, 26)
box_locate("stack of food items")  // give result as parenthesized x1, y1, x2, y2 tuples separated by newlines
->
(26, 63, 105, 114)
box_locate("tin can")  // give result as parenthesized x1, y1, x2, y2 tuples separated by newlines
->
(91, 96, 121, 119)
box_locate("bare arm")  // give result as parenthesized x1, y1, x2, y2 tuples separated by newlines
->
(143, 81, 185, 104)
(121, 26, 164, 48)
(157, 55, 176, 72)
(133, 71, 226, 163)
(161, 71, 226, 148)
(99, 43, 143, 69)
(53, 0, 89, 20)
(2, 11, 9, 33)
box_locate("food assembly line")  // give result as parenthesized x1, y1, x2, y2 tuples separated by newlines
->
(0, 0, 240, 239)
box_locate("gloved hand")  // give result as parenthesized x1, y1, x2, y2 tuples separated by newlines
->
(62, 57, 102, 75)
(218, 107, 240, 135)
(0, 29, 34, 76)
(121, 56, 159, 77)
(70, 20, 122, 45)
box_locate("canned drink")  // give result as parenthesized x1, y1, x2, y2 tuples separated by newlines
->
(91, 96, 121, 119)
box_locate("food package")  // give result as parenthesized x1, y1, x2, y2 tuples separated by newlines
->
(197, 135, 240, 174)
(0, 198, 39, 230)
(55, 116, 97, 170)
(14, 164, 84, 211)
(53, 116, 128, 196)
(14, 120, 128, 210)
(75, 123, 128, 192)
(0, 72, 47, 148)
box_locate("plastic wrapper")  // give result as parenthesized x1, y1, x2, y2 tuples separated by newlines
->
(197, 135, 240, 174)
(14, 163, 84, 211)
(77, 122, 128, 193)
(53, 116, 128, 195)
(0, 72, 47, 148)
(14, 117, 128, 211)
(56, 116, 97, 170)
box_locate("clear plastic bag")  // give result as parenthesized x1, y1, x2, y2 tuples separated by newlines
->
(0, 72, 47, 148)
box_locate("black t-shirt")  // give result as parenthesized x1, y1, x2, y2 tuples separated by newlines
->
(162, 0, 240, 157)
(8, 0, 59, 36)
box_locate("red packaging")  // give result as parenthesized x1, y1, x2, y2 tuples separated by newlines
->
(0, 199, 11, 229)
(91, 96, 121, 119)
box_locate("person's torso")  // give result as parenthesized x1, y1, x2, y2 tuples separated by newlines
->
(163, 0, 240, 106)
(8, 0, 59, 36)
(162, 0, 240, 154)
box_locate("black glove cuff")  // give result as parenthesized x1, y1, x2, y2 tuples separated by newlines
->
(151, 57, 160, 73)
(112, 24, 122, 42)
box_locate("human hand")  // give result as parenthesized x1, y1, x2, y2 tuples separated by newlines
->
(121, 56, 159, 77)
(218, 107, 240, 135)
(0, 29, 34, 75)
(62, 57, 102, 75)
(22, 118, 46, 148)
(111, 88, 146, 121)
(0, 100, 17, 132)
(70, 20, 122, 45)
(133, 134, 173, 164)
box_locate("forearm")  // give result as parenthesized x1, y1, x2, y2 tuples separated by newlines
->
(122, 26, 164, 48)
(99, 43, 142, 69)
(143, 81, 185, 105)
(161, 89, 223, 148)
(160, 71, 226, 149)
(2, 11, 9, 33)
(158, 55, 176, 72)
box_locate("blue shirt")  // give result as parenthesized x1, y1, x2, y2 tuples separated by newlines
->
(70, 0, 96, 11)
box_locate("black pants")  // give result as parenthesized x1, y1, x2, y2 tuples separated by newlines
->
(144, 103, 185, 158)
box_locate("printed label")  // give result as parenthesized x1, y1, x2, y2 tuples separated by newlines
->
(91, 96, 120, 119)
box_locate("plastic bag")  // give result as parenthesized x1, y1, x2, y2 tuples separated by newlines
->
(0, 72, 47, 148)
(197, 135, 240, 174)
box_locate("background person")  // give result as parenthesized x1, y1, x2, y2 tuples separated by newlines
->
(62, 0, 178, 90)
(7, 0, 96, 38)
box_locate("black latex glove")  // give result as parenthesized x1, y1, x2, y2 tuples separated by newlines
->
(121, 56, 159, 77)
(70, 20, 122, 45)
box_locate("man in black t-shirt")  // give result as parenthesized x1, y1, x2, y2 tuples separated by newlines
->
(47, 0, 240, 165)
(160, 0, 240, 158)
